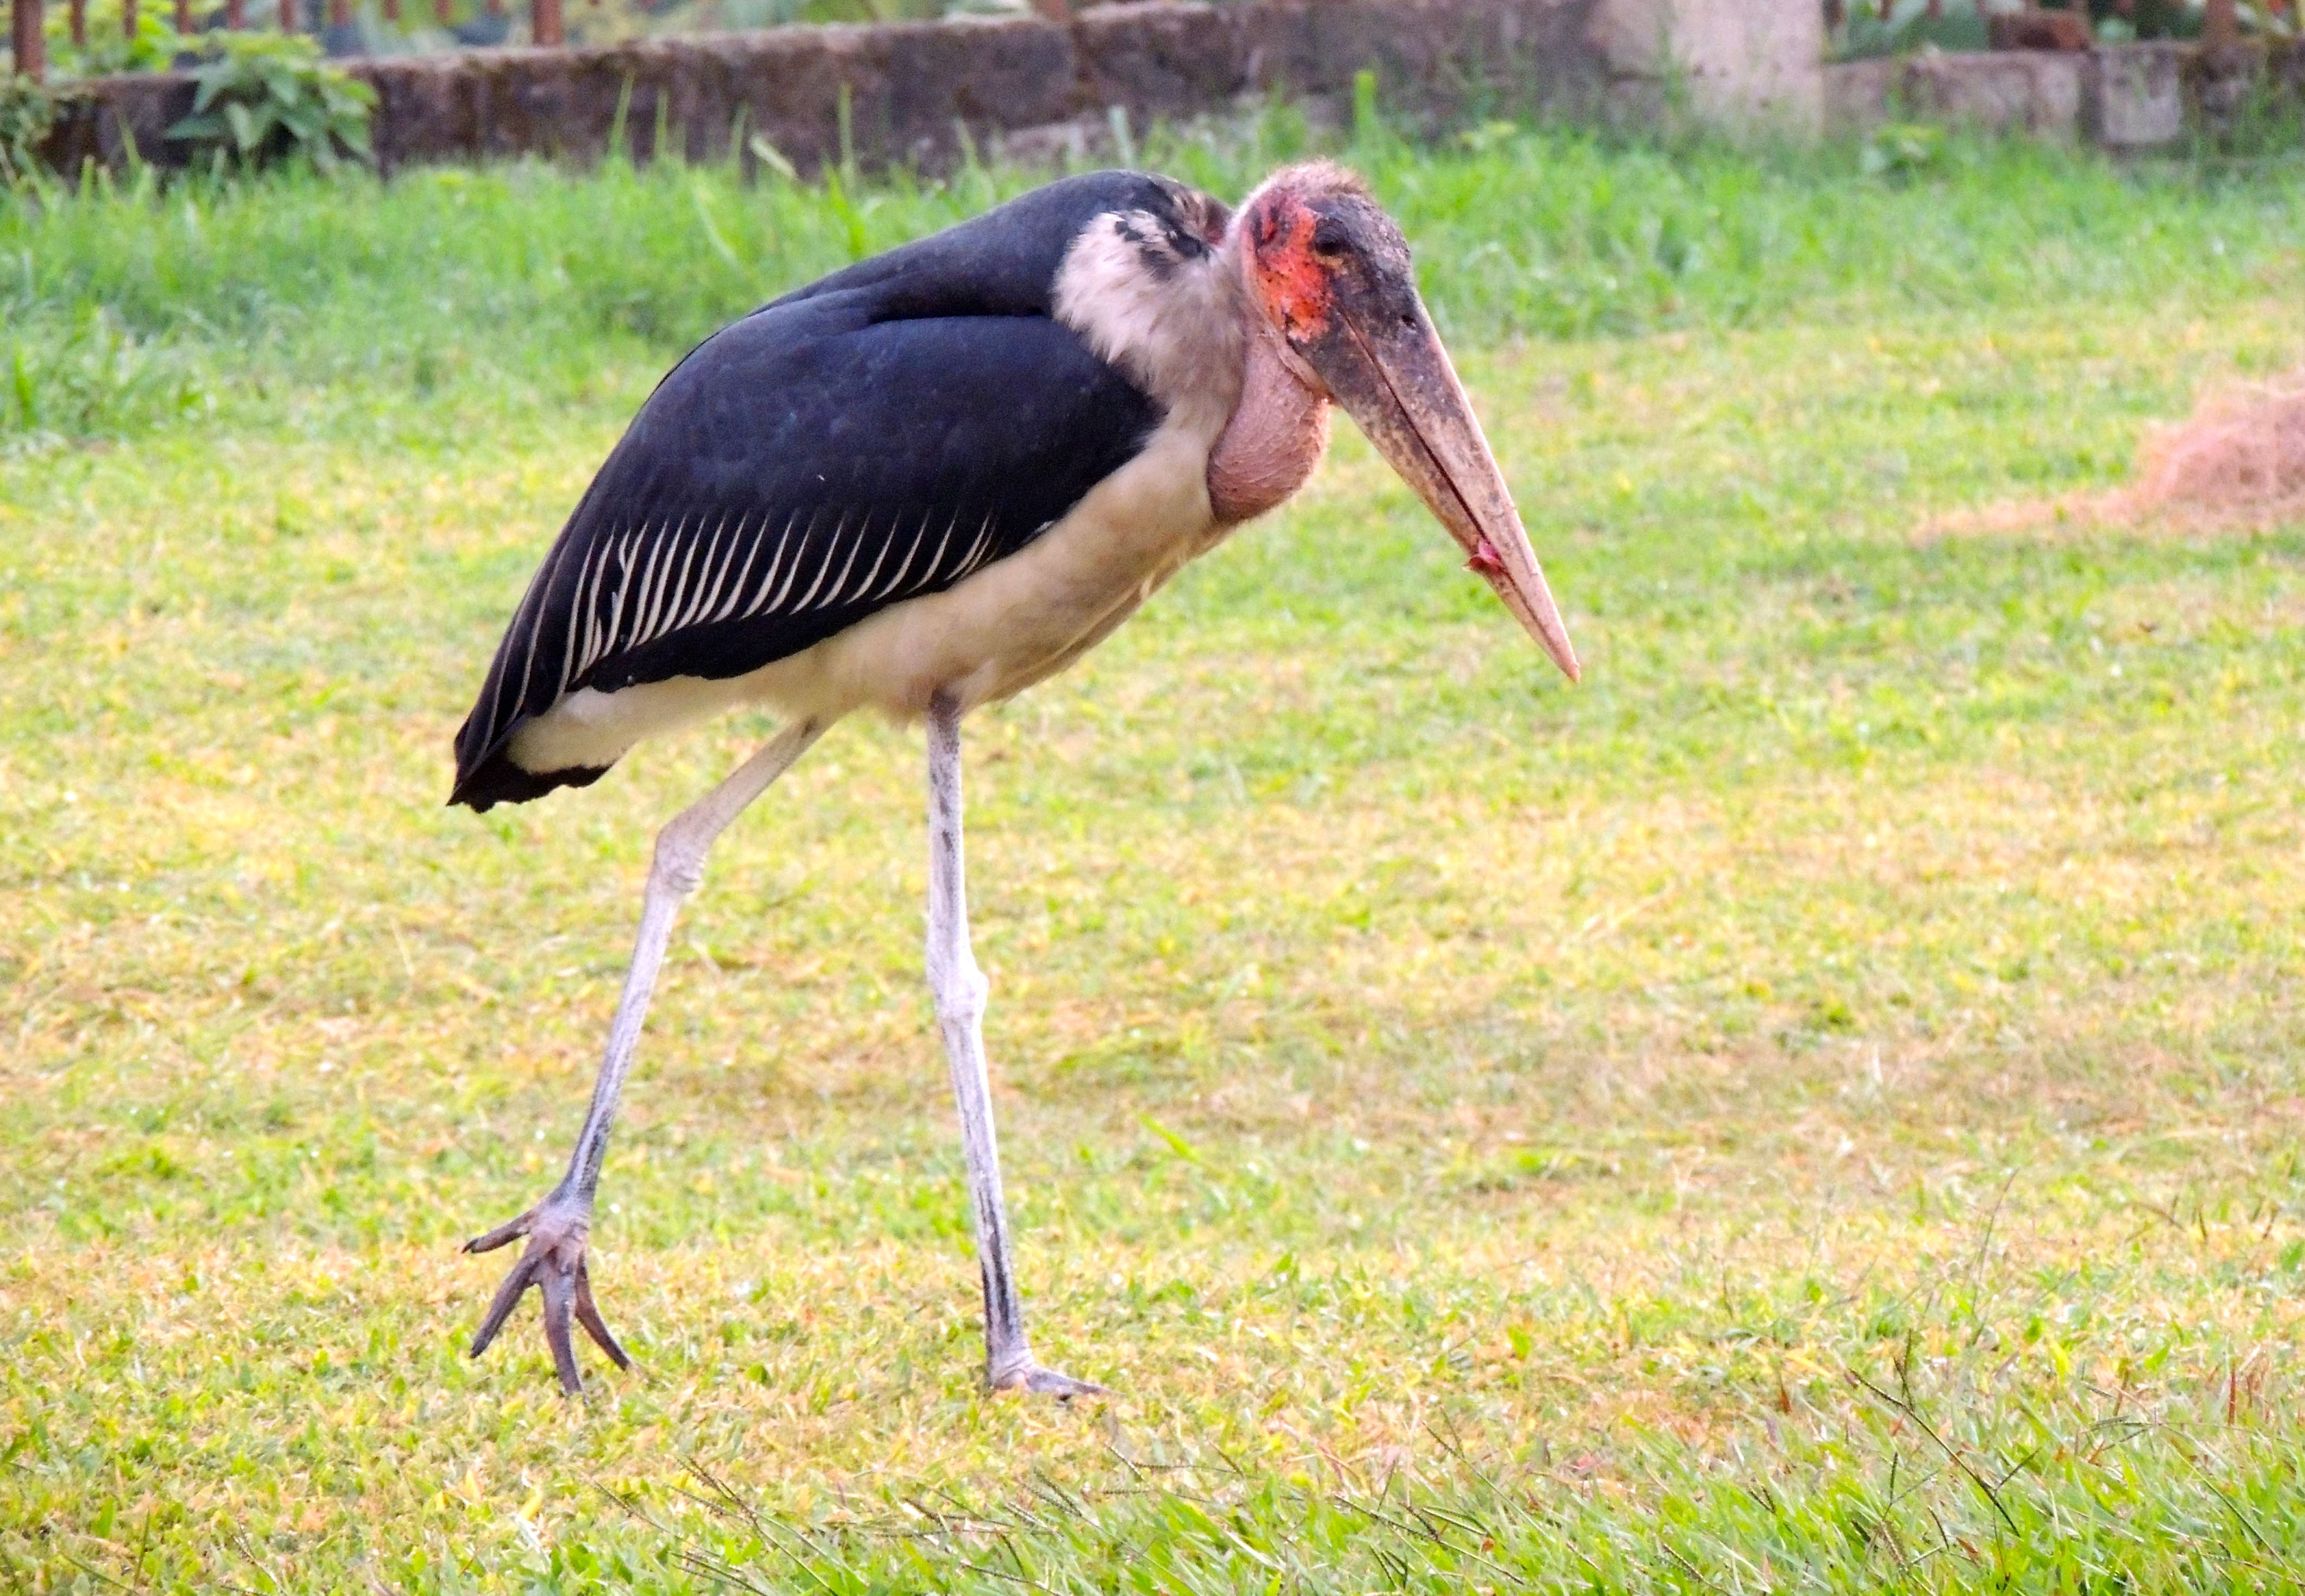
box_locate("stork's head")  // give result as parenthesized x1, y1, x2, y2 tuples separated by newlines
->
(1235, 164, 1580, 682)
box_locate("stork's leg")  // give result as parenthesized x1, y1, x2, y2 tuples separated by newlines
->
(463, 718, 824, 1395)
(925, 692, 1105, 1401)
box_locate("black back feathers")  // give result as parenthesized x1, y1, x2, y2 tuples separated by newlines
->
(451, 173, 1198, 810)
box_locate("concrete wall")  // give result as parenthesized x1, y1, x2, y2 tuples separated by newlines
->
(42, 0, 1620, 176)
(1590, 0, 1823, 131)
(1825, 39, 2305, 150)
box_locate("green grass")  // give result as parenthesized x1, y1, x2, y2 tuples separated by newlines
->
(5, 124, 2305, 1591)
(6, 113, 2300, 449)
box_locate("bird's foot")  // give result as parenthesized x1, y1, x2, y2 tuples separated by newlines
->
(462, 1186, 631, 1395)
(989, 1352, 1108, 1402)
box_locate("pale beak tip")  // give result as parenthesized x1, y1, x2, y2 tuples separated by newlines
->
(1526, 609, 1580, 684)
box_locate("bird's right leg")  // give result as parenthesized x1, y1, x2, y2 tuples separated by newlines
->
(924, 692, 1104, 1401)
(463, 718, 824, 1395)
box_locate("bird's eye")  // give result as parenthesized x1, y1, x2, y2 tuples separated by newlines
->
(1310, 220, 1351, 260)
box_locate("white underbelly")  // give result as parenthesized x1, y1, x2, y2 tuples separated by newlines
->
(507, 415, 1225, 775)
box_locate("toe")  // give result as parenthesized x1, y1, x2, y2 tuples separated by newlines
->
(539, 1270, 584, 1395)
(469, 1253, 538, 1357)
(463, 1211, 535, 1255)
(999, 1364, 1108, 1401)
(573, 1262, 632, 1370)
(1033, 1370, 1108, 1402)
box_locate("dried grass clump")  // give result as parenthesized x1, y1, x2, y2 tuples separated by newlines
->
(1928, 369, 2305, 540)
(2130, 371, 2305, 518)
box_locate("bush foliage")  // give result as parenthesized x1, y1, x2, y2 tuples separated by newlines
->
(167, 34, 376, 175)
(0, 74, 53, 187)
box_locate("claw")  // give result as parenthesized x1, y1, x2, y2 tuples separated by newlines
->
(462, 1192, 626, 1395)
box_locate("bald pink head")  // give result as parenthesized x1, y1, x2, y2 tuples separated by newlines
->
(1224, 163, 1580, 682)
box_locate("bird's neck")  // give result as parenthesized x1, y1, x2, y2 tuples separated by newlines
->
(1206, 320, 1331, 527)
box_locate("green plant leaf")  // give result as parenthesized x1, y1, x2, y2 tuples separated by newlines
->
(747, 133, 797, 181)
(223, 100, 257, 155)
(163, 40, 374, 177)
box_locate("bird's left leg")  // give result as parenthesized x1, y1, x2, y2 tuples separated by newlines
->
(925, 692, 1105, 1401)
(463, 717, 824, 1394)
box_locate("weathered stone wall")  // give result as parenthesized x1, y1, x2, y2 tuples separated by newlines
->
(1590, 0, 1822, 131)
(41, 0, 1616, 176)
(1824, 39, 2305, 151)
(39, 8, 2305, 179)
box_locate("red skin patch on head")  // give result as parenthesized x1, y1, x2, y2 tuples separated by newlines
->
(1246, 192, 1335, 341)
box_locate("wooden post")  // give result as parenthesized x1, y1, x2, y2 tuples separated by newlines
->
(278, 0, 296, 32)
(531, 0, 558, 44)
(68, 0, 85, 47)
(11, 0, 45, 80)
(121, 0, 135, 39)
(174, 0, 190, 31)
(2203, 0, 2239, 46)
(225, 0, 244, 26)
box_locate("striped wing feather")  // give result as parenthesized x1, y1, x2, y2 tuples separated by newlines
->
(452, 296, 1162, 809)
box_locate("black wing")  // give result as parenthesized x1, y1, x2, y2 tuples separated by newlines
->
(452, 174, 1188, 811)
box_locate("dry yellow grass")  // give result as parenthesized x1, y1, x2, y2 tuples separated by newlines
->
(1931, 363, 2305, 542)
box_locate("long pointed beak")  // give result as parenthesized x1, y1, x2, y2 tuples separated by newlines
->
(1311, 303, 1580, 682)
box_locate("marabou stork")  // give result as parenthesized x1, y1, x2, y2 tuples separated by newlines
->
(452, 162, 1580, 1398)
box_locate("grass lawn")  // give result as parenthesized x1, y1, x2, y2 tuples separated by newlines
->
(5, 121, 2305, 1590)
